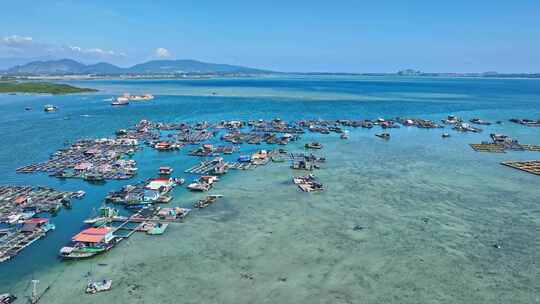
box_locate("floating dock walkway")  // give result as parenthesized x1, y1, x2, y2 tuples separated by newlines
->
(501, 160, 540, 176)
(110, 218, 142, 238)
(0, 229, 46, 263)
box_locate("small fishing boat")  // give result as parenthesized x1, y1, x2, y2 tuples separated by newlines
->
(442, 115, 461, 124)
(0, 293, 17, 304)
(193, 195, 223, 209)
(442, 133, 451, 138)
(187, 182, 210, 192)
(43, 104, 58, 112)
(375, 133, 390, 140)
(73, 190, 86, 199)
(293, 174, 324, 192)
(86, 279, 112, 294)
(453, 122, 482, 133)
(469, 118, 492, 125)
(111, 96, 129, 106)
(271, 155, 285, 162)
(212, 163, 228, 175)
(147, 222, 169, 235)
(84, 207, 119, 227)
(84, 172, 105, 183)
(158, 166, 174, 175)
(124, 203, 150, 211)
(340, 131, 349, 139)
(238, 155, 251, 163)
(173, 177, 185, 185)
(305, 142, 323, 149)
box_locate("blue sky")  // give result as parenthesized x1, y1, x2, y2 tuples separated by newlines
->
(1, 0, 539, 72)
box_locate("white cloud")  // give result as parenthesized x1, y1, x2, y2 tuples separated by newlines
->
(0, 34, 126, 62)
(154, 47, 171, 58)
(67, 46, 124, 58)
(2, 35, 33, 47)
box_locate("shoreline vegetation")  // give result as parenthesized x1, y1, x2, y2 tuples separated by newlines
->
(0, 81, 98, 95)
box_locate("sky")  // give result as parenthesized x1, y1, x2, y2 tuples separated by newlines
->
(1, 0, 539, 73)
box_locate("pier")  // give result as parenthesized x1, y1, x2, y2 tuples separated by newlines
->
(501, 160, 540, 176)
(470, 133, 540, 153)
(0, 228, 46, 263)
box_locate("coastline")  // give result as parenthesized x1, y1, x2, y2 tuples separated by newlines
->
(3, 72, 540, 82)
(0, 81, 98, 95)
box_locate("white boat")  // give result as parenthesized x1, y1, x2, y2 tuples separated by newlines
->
(111, 96, 129, 106)
(44, 104, 58, 112)
(86, 279, 112, 294)
(73, 190, 86, 198)
(187, 182, 210, 191)
(0, 293, 17, 304)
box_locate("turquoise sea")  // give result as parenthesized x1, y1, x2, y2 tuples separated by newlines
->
(0, 76, 539, 303)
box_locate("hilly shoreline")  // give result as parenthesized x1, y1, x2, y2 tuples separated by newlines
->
(2, 59, 272, 76)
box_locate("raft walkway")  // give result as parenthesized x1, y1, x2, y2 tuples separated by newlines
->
(501, 160, 540, 176)
(0, 186, 79, 222)
(470, 143, 540, 153)
(111, 218, 142, 238)
(0, 229, 46, 263)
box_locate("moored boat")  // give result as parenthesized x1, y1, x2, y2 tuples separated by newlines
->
(84, 172, 105, 182)
(43, 104, 58, 112)
(293, 174, 324, 192)
(305, 142, 323, 149)
(84, 207, 119, 227)
(158, 166, 174, 175)
(111, 96, 129, 106)
(0, 293, 17, 304)
(147, 222, 169, 235)
(375, 133, 390, 140)
(86, 280, 112, 294)
(59, 227, 118, 259)
(193, 194, 223, 209)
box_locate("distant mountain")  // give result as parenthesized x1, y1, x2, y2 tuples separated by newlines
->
(81, 62, 125, 74)
(0, 56, 57, 70)
(3, 58, 271, 75)
(128, 59, 268, 74)
(6, 59, 86, 75)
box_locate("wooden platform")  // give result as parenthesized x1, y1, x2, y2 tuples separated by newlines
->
(0, 229, 46, 263)
(521, 144, 540, 152)
(469, 143, 505, 153)
(501, 160, 540, 176)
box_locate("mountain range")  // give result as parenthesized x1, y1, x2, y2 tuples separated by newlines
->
(1, 59, 271, 75)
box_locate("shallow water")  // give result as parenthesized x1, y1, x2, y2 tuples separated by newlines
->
(0, 76, 539, 303)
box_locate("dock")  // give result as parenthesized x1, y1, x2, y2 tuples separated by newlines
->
(501, 160, 540, 176)
(469, 143, 506, 153)
(110, 218, 142, 238)
(0, 228, 46, 262)
(522, 144, 540, 152)
(184, 158, 228, 174)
